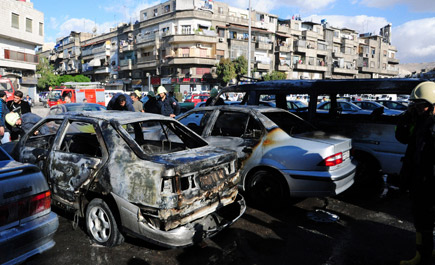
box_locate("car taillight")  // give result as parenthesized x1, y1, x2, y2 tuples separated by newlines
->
(0, 191, 51, 227)
(319, 152, 343, 167)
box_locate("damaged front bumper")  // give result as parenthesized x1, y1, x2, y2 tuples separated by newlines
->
(113, 193, 246, 248)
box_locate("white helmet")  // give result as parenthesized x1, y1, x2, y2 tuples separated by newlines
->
(410, 81, 435, 105)
(157, 86, 167, 94)
(5, 112, 20, 127)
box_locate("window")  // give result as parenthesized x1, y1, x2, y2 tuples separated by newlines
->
(39, 22, 43, 36)
(211, 111, 261, 138)
(58, 121, 102, 157)
(181, 25, 191, 34)
(164, 5, 170, 13)
(26, 18, 32, 33)
(181, 48, 190, 57)
(143, 12, 147, 20)
(179, 110, 213, 135)
(11, 13, 19, 29)
(153, 9, 158, 17)
(218, 7, 223, 14)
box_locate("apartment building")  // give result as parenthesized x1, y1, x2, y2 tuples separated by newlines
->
(38, 0, 400, 93)
(0, 0, 43, 97)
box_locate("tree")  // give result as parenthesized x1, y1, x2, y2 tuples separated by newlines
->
(216, 58, 235, 86)
(56, 75, 75, 86)
(73, 75, 91, 82)
(36, 57, 58, 91)
(263, 71, 287, 81)
(233, 56, 247, 84)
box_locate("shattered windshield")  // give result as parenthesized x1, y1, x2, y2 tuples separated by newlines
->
(122, 120, 208, 155)
(262, 111, 315, 136)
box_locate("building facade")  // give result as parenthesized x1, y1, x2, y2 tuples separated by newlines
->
(0, 0, 44, 97)
(38, 0, 400, 93)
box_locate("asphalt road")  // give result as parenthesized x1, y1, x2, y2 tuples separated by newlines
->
(26, 103, 418, 265)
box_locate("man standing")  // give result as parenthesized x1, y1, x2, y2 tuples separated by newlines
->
(130, 91, 144, 112)
(143, 91, 160, 114)
(7, 90, 31, 114)
(157, 86, 180, 117)
(0, 91, 10, 142)
(396, 81, 435, 265)
(205, 88, 225, 106)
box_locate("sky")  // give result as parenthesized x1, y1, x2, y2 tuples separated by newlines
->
(33, 0, 435, 64)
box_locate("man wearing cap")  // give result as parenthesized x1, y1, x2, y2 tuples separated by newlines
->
(205, 88, 225, 106)
(395, 81, 435, 265)
(130, 90, 144, 112)
(144, 90, 160, 114)
(5, 112, 48, 139)
(0, 91, 10, 141)
(156, 86, 180, 117)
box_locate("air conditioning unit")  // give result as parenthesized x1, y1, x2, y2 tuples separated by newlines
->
(218, 37, 224, 42)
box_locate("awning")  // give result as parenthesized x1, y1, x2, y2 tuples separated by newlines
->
(89, 59, 101, 67)
(276, 32, 292, 38)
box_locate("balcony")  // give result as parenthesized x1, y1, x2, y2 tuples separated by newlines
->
(294, 63, 327, 72)
(277, 25, 291, 34)
(276, 45, 292, 53)
(120, 44, 134, 53)
(226, 16, 249, 26)
(277, 65, 290, 71)
(360, 67, 378, 73)
(302, 30, 318, 39)
(255, 62, 270, 70)
(166, 57, 218, 65)
(332, 66, 358, 75)
(388, 57, 399, 64)
(166, 34, 217, 44)
(94, 67, 110, 74)
(3, 49, 38, 64)
(136, 57, 157, 69)
(256, 42, 272, 50)
(136, 33, 156, 44)
(119, 59, 134, 70)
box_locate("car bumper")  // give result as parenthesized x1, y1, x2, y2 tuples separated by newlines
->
(115, 193, 246, 248)
(0, 211, 59, 265)
(283, 162, 356, 197)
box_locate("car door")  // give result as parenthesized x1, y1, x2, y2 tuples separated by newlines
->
(203, 110, 264, 162)
(47, 119, 106, 201)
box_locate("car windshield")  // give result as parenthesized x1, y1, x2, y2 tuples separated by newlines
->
(0, 81, 13, 92)
(262, 111, 315, 136)
(122, 120, 208, 155)
(65, 104, 106, 112)
(48, 90, 62, 100)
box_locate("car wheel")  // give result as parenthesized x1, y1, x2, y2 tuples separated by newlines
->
(246, 170, 289, 208)
(85, 198, 124, 247)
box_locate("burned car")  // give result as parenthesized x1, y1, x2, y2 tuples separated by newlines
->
(178, 105, 356, 206)
(9, 111, 245, 247)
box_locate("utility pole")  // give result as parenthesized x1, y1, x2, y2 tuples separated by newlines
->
(247, 0, 251, 81)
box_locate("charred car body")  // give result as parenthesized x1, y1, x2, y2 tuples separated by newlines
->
(8, 111, 245, 247)
(178, 105, 356, 205)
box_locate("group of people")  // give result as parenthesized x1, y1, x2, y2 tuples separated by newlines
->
(0, 90, 44, 143)
(107, 85, 181, 118)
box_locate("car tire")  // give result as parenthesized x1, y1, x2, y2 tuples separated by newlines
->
(246, 169, 289, 208)
(85, 198, 124, 247)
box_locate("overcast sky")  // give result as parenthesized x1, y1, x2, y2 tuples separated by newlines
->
(34, 0, 435, 64)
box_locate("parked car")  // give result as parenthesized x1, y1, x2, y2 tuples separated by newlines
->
(287, 100, 308, 113)
(351, 100, 402, 115)
(184, 93, 209, 106)
(178, 105, 356, 206)
(0, 146, 59, 264)
(47, 103, 107, 115)
(317, 101, 373, 115)
(8, 111, 245, 247)
(375, 100, 408, 111)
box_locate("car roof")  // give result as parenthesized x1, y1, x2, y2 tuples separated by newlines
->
(46, 111, 175, 124)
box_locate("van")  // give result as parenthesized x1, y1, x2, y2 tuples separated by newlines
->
(0, 77, 15, 101)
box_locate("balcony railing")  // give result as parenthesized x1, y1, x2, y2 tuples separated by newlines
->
(136, 33, 156, 44)
(3, 49, 38, 64)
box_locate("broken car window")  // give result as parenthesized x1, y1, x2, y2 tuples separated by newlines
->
(123, 120, 207, 155)
(57, 121, 102, 157)
(211, 111, 249, 137)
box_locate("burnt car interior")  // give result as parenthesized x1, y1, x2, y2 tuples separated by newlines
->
(59, 121, 102, 157)
(125, 120, 207, 155)
(211, 111, 263, 139)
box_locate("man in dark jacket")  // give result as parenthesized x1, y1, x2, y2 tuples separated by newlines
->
(144, 91, 160, 114)
(156, 86, 180, 117)
(5, 112, 48, 139)
(107, 93, 135, 111)
(0, 91, 10, 142)
(7, 90, 31, 114)
(396, 81, 435, 265)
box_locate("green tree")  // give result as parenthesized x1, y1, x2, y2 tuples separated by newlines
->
(263, 71, 287, 81)
(216, 58, 235, 86)
(56, 75, 75, 86)
(73, 75, 91, 82)
(233, 56, 247, 84)
(36, 57, 58, 91)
